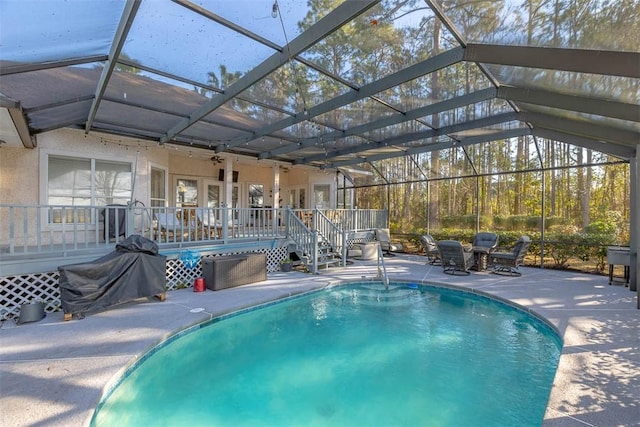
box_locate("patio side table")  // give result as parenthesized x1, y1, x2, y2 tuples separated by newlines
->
(472, 246, 491, 271)
(359, 242, 379, 260)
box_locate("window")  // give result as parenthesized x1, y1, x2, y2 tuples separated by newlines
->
(299, 188, 305, 209)
(207, 183, 221, 209)
(176, 178, 197, 207)
(338, 188, 354, 209)
(313, 184, 330, 209)
(47, 155, 132, 223)
(150, 167, 166, 207)
(248, 184, 264, 208)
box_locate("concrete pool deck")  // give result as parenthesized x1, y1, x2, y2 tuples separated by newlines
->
(1, 254, 638, 426)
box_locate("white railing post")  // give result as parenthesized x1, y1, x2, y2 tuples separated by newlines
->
(222, 203, 229, 241)
(354, 207, 358, 231)
(312, 231, 319, 274)
(342, 228, 347, 266)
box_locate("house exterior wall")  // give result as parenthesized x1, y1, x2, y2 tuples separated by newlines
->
(0, 127, 336, 208)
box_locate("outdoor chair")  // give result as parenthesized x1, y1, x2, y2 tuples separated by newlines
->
(472, 232, 499, 251)
(490, 236, 531, 276)
(154, 212, 179, 241)
(438, 240, 475, 275)
(420, 234, 441, 265)
(195, 209, 222, 239)
(472, 232, 499, 271)
(375, 228, 404, 256)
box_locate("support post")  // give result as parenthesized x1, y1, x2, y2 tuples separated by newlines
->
(629, 150, 638, 305)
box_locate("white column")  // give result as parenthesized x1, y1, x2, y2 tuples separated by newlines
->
(272, 164, 280, 210)
(224, 158, 234, 231)
(273, 164, 280, 229)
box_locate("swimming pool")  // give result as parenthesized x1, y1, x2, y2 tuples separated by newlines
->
(91, 282, 562, 426)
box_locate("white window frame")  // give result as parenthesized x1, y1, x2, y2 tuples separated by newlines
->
(149, 162, 168, 208)
(40, 149, 134, 228)
(173, 176, 199, 207)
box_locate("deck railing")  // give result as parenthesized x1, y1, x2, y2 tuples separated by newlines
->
(0, 204, 387, 258)
(316, 209, 347, 266)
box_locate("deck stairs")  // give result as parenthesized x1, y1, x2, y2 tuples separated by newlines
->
(289, 233, 342, 271)
(286, 208, 345, 273)
(315, 238, 342, 270)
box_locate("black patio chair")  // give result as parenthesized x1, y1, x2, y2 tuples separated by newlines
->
(438, 240, 475, 275)
(420, 234, 441, 265)
(472, 232, 499, 271)
(490, 236, 531, 276)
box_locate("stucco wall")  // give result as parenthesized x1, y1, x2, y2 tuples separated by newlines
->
(0, 145, 39, 205)
(0, 127, 335, 209)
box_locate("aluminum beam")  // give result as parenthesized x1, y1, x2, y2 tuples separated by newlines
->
(7, 105, 35, 148)
(85, 0, 141, 133)
(498, 86, 640, 123)
(160, 0, 380, 144)
(631, 149, 639, 299)
(323, 128, 530, 169)
(0, 55, 108, 76)
(220, 46, 465, 152)
(519, 111, 640, 147)
(532, 128, 635, 159)
(465, 44, 640, 79)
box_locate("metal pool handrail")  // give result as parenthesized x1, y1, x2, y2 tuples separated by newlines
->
(377, 243, 389, 289)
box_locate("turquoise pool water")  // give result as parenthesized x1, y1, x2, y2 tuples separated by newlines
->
(92, 282, 562, 426)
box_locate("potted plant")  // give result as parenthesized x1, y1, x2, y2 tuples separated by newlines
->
(280, 257, 293, 272)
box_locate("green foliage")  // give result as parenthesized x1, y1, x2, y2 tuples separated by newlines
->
(421, 225, 618, 273)
(585, 220, 615, 236)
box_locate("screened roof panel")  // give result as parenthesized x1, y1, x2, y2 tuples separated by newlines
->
(218, 98, 292, 129)
(103, 68, 209, 115)
(466, 135, 542, 175)
(197, 0, 344, 46)
(298, 1, 461, 87)
(95, 100, 184, 135)
(0, 66, 101, 109)
(314, 96, 400, 131)
(0, 0, 637, 171)
(28, 100, 93, 132)
(361, 121, 433, 143)
(269, 121, 338, 144)
(243, 61, 353, 113)
(0, 0, 122, 64)
(180, 120, 253, 145)
(374, 74, 435, 112)
(447, 0, 639, 52)
(485, 64, 640, 104)
(327, 135, 371, 151)
(428, 98, 514, 128)
(124, 0, 277, 86)
(371, 61, 498, 113)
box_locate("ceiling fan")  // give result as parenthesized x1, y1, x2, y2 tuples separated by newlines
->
(210, 155, 224, 164)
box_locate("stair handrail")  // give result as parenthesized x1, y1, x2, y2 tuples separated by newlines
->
(315, 210, 346, 266)
(285, 208, 316, 271)
(377, 243, 389, 289)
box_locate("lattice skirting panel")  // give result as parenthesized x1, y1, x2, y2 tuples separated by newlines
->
(1, 247, 289, 322)
(347, 231, 376, 248)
